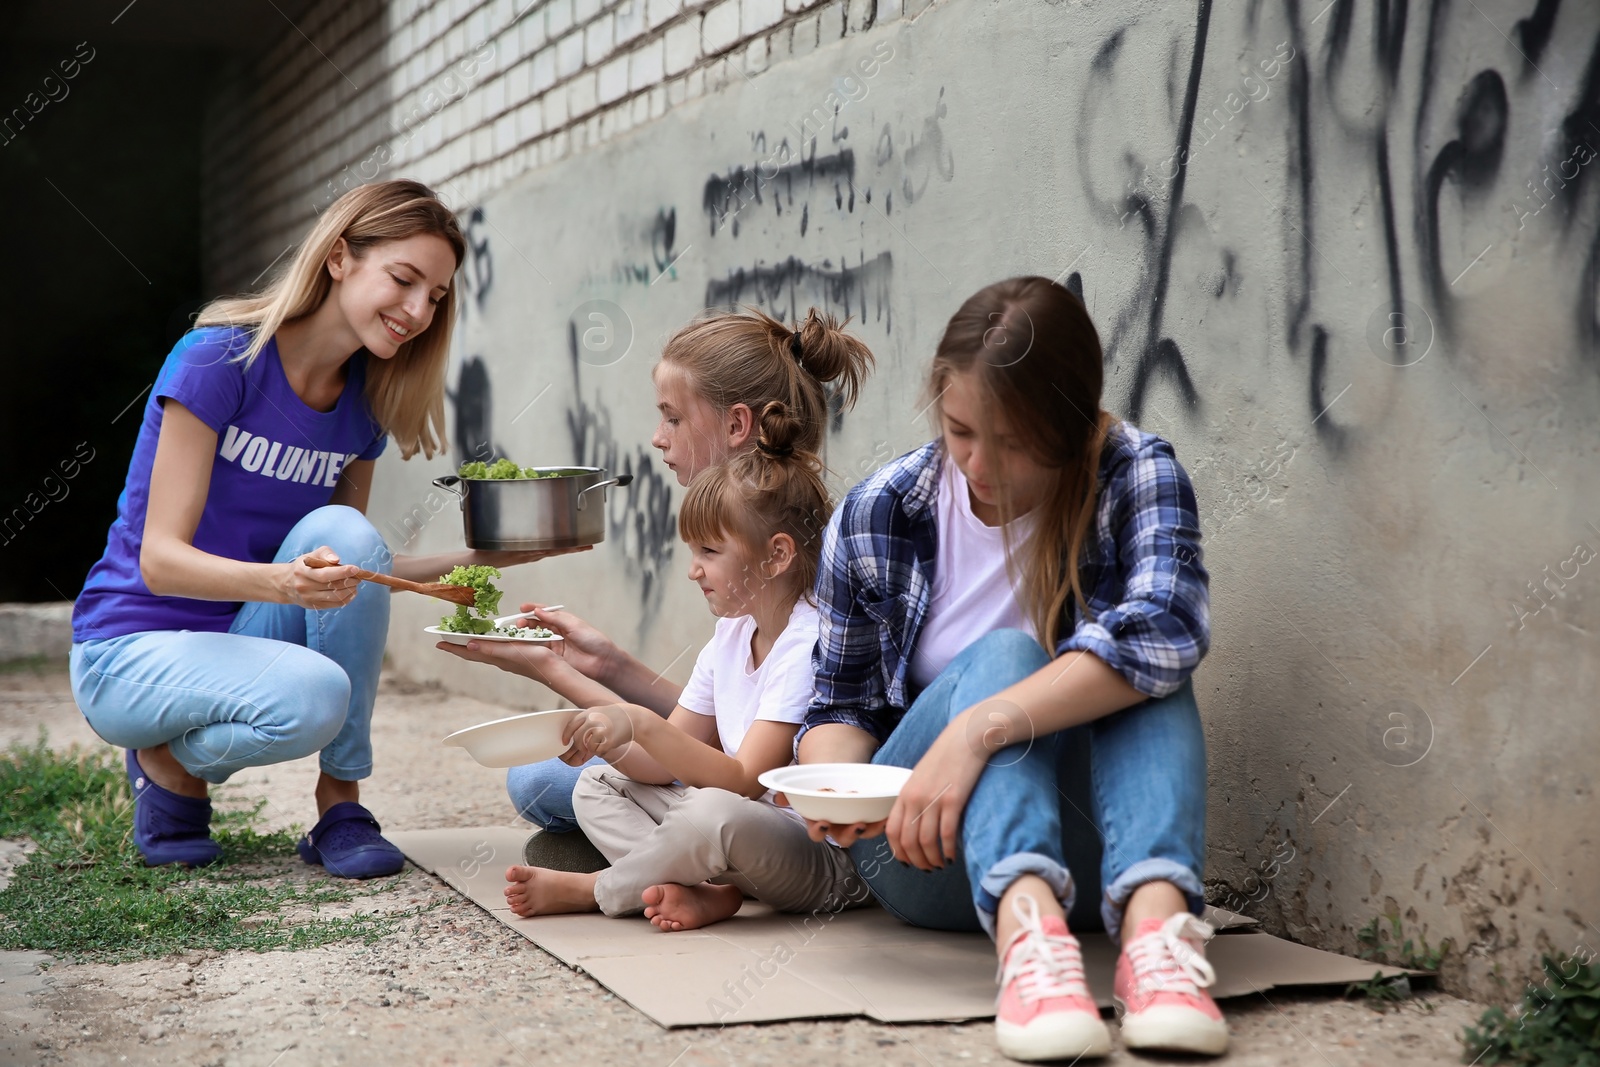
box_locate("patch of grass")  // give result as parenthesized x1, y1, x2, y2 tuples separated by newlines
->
(0, 731, 428, 963)
(1357, 913, 1449, 970)
(1344, 913, 1449, 1010)
(1462, 952, 1600, 1066)
(0, 729, 126, 841)
(0, 654, 56, 674)
(1347, 971, 1413, 1008)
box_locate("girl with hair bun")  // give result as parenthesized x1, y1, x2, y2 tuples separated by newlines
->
(70, 180, 570, 878)
(440, 306, 874, 869)
(486, 402, 868, 929)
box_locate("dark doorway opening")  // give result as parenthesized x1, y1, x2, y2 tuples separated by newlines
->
(0, 0, 316, 602)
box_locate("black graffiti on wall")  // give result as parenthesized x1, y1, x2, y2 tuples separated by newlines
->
(702, 145, 858, 238)
(1077, 0, 1600, 449)
(563, 322, 677, 623)
(1074, 7, 1214, 428)
(457, 206, 494, 323)
(704, 251, 893, 334)
(888, 87, 954, 205)
(613, 207, 681, 285)
(442, 206, 676, 629)
(1421, 69, 1508, 321)
(447, 355, 502, 465)
(1515, 0, 1562, 65)
(702, 89, 957, 242)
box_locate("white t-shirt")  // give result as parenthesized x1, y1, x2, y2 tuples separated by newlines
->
(679, 599, 819, 813)
(906, 454, 1039, 693)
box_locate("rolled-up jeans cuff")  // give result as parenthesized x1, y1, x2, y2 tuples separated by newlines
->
(318, 760, 373, 782)
(976, 852, 1074, 940)
(1102, 858, 1205, 942)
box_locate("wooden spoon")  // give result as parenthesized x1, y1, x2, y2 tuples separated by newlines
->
(302, 555, 477, 606)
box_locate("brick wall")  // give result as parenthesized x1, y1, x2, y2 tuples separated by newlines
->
(201, 0, 928, 293)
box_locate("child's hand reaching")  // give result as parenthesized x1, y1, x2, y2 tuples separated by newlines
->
(522, 604, 621, 682)
(774, 792, 888, 847)
(560, 704, 638, 765)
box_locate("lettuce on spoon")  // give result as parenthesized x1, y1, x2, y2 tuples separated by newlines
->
(437, 565, 504, 634)
(435, 566, 555, 638)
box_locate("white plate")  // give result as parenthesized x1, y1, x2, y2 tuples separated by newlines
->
(426, 625, 564, 645)
(757, 763, 913, 824)
(441, 709, 580, 767)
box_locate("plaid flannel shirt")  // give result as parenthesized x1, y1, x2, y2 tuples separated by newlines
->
(802, 421, 1210, 747)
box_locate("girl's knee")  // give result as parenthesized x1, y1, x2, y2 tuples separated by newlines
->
(511, 761, 579, 819)
(569, 763, 618, 816)
(969, 628, 1051, 671)
(936, 629, 1051, 723)
(572, 762, 612, 796)
(674, 787, 753, 830)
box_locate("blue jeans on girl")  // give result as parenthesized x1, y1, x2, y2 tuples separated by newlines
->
(847, 628, 1207, 941)
(506, 756, 605, 832)
(69, 505, 390, 783)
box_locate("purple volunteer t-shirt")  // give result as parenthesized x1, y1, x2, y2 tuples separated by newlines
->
(73, 327, 388, 642)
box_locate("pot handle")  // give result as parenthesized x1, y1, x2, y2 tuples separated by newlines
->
(433, 475, 465, 498)
(575, 474, 633, 510)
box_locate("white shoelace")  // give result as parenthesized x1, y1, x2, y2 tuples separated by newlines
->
(1124, 912, 1218, 996)
(997, 895, 1090, 1004)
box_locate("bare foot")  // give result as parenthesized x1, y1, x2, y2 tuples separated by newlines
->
(135, 744, 208, 798)
(641, 882, 744, 931)
(503, 865, 600, 917)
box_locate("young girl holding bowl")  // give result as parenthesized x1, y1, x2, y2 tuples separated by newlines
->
(475, 403, 867, 929)
(438, 308, 873, 856)
(795, 277, 1224, 1060)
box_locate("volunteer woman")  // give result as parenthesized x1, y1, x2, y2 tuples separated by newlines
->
(70, 180, 558, 877)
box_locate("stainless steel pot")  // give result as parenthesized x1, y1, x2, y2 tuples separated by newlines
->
(432, 467, 634, 550)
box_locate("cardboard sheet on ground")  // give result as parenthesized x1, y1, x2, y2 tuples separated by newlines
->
(391, 827, 1413, 1028)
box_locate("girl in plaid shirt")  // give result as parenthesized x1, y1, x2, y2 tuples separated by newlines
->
(793, 277, 1224, 1061)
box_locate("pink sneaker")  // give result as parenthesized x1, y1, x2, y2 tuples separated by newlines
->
(994, 895, 1112, 1061)
(1114, 912, 1229, 1054)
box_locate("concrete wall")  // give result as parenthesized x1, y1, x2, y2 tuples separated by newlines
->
(210, 0, 1600, 999)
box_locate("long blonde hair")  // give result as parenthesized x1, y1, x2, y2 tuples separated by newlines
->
(927, 277, 1112, 651)
(194, 180, 466, 460)
(661, 306, 874, 454)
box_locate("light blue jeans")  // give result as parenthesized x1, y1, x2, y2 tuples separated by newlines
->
(847, 629, 1207, 942)
(506, 756, 605, 832)
(68, 506, 391, 784)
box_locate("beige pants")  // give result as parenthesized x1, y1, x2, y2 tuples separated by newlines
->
(572, 764, 870, 919)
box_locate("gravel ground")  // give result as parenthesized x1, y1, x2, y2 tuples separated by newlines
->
(0, 660, 1488, 1067)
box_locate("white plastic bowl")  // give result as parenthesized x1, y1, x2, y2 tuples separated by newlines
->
(757, 763, 913, 824)
(441, 709, 579, 767)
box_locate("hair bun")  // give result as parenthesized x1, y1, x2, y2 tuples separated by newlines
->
(754, 400, 803, 462)
(786, 308, 873, 411)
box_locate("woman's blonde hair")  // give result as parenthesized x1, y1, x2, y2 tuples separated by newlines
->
(927, 276, 1112, 651)
(194, 180, 466, 460)
(660, 306, 874, 454)
(679, 401, 831, 606)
